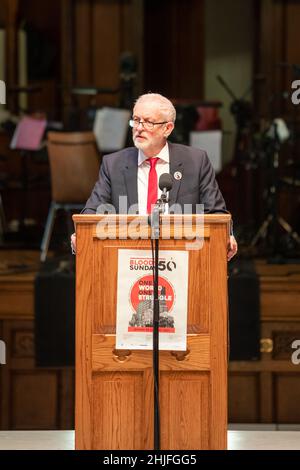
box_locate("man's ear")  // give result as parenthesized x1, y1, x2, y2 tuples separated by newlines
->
(164, 122, 175, 138)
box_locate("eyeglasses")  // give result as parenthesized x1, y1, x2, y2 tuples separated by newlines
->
(129, 117, 168, 131)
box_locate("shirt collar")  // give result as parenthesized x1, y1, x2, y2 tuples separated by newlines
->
(138, 142, 170, 166)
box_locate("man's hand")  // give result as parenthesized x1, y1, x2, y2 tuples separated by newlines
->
(71, 233, 76, 254)
(227, 235, 238, 261)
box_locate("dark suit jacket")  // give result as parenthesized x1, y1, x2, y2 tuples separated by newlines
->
(82, 142, 228, 215)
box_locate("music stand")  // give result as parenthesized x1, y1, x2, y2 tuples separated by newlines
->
(10, 114, 47, 238)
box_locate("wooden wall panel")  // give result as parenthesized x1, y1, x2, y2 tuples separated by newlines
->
(92, 1, 120, 89)
(144, 0, 204, 99)
(121, 0, 142, 60)
(229, 260, 300, 424)
(3, 0, 18, 110)
(286, 2, 300, 65)
(228, 373, 260, 423)
(121, 0, 144, 97)
(0, 319, 74, 430)
(275, 374, 300, 423)
(0, 0, 7, 25)
(61, 0, 74, 122)
(11, 371, 58, 429)
(257, 0, 300, 116)
(74, 0, 93, 85)
(0, 278, 33, 319)
(71, 0, 144, 109)
(17, 0, 61, 116)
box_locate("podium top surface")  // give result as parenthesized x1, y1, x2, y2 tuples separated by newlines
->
(73, 213, 231, 225)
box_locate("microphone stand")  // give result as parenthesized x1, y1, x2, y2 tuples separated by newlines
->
(149, 191, 168, 451)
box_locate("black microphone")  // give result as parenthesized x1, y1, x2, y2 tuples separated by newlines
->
(150, 173, 173, 231)
(159, 173, 173, 202)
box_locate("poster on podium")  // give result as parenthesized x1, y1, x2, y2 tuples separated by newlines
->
(116, 249, 189, 351)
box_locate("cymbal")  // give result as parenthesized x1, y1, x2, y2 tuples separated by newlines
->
(71, 86, 119, 95)
(281, 176, 300, 187)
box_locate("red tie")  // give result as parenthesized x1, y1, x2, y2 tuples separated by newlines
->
(147, 158, 158, 214)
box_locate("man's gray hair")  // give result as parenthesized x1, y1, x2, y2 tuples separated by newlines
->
(134, 93, 176, 122)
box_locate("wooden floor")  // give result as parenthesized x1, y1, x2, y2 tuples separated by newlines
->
(0, 430, 300, 450)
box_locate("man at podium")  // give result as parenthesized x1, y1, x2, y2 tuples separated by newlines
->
(71, 92, 237, 260)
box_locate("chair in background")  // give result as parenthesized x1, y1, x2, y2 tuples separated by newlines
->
(0, 151, 8, 243)
(0, 192, 6, 243)
(40, 131, 100, 262)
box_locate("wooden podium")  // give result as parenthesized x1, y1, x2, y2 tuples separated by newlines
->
(73, 213, 230, 450)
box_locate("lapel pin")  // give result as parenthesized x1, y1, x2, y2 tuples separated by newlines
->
(174, 171, 182, 181)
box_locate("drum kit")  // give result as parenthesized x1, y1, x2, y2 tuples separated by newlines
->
(249, 117, 300, 258)
(218, 65, 300, 260)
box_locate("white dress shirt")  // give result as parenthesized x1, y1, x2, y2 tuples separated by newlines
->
(137, 142, 170, 214)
